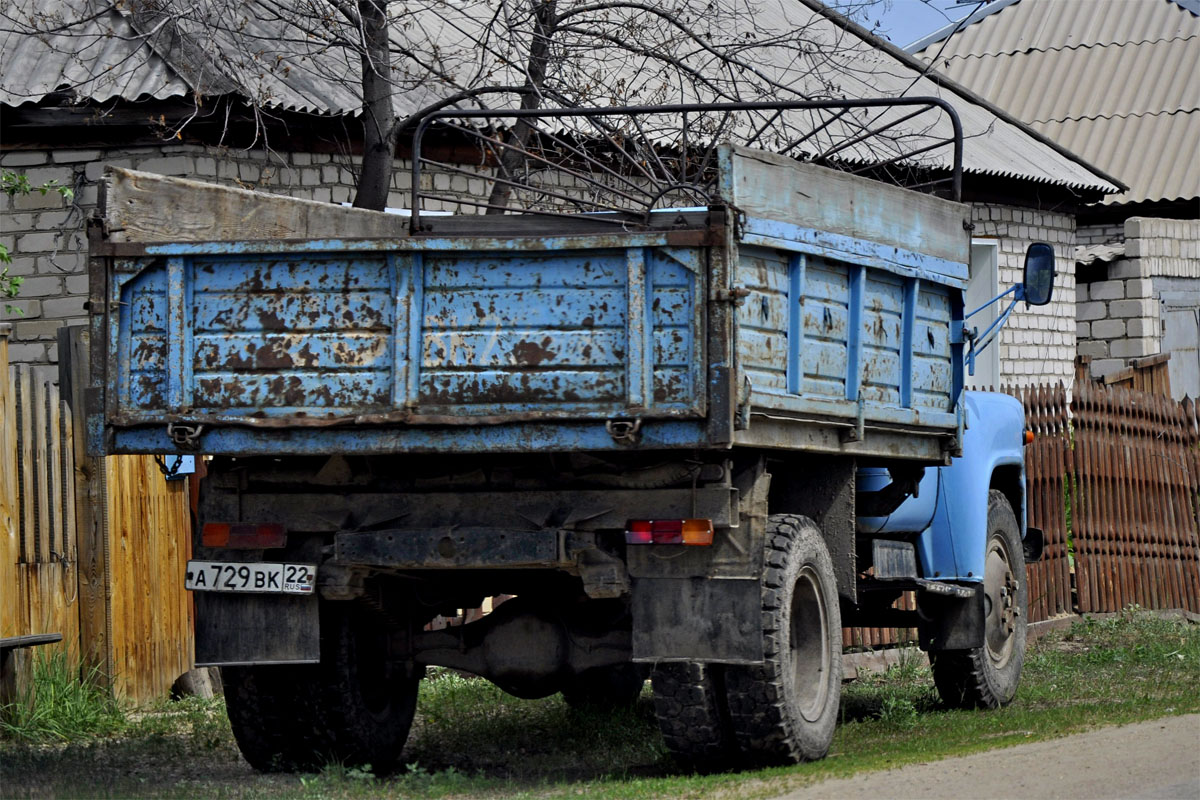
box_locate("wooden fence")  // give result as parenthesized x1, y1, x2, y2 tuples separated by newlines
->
(1, 324, 193, 703)
(844, 377, 1199, 647)
(1070, 381, 1200, 612)
(1009, 384, 1076, 622)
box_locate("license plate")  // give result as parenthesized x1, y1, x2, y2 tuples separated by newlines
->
(186, 561, 316, 595)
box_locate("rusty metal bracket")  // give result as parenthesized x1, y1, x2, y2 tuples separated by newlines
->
(713, 286, 751, 305)
(605, 418, 642, 445)
(167, 422, 205, 450)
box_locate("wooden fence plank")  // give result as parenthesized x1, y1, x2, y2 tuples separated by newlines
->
(0, 325, 19, 637)
(60, 326, 113, 680)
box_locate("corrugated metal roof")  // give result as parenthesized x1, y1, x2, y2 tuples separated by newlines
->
(913, 0, 1199, 205)
(0, 1, 190, 105)
(1, 0, 1119, 195)
(916, 0, 1195, 57)
(1038, 110, 1199, 204)
(927, 36, 1198, 123)
(1077, 242, 1127, 265)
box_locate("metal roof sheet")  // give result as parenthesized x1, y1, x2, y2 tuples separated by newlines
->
(1037, 110, 1199, 205)
(912, 0, 1196, 56)
(927, 36, 1199, 123)
(1, 0, 1119, 196)
(1077, 242, 1127, 265)
(912, 0, 1199, 205)
(0, 1, 190, 106)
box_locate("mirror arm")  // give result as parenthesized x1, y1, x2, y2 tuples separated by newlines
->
(966, 296, 1019, 376)
(965, 284, 1019, 320)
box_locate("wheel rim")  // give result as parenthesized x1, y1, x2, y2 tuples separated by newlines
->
(983, 532, 1018, 668)
(789, 565, 830, 722)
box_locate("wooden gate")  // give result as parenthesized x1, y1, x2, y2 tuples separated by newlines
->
(1, 324, 193, 703)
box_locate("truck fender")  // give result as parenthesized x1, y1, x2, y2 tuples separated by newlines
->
(915, 392, 1027, 582)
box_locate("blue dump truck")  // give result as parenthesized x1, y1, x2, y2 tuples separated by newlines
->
(88, 101, 1052, 772)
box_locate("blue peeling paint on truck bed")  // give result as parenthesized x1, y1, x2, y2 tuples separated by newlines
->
(94, 151, 970, 458)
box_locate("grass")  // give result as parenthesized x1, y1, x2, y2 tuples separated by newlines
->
(0, 649, 126, 743)
(2, 609, 1197, 799)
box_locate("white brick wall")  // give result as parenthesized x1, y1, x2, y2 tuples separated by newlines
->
(0, 144, 491, 365)
(971, 204, 1077, 389)
(1077, 222, 1125, 246)
(1075, 216, 1200, 378)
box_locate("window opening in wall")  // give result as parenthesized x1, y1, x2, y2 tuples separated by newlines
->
(965, 240, 1000, 390)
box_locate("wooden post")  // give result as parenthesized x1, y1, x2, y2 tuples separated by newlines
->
(0, 323, 19, 637)
(59, 326, 113, 686)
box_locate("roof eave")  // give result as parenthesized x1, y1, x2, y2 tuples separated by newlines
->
(904, 0, 1023, 54)
(797, 0, 1126, 196)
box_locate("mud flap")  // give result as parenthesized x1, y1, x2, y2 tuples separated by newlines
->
(195, 592, 320, 666)
(917, 584, 985, 651)
(630, 577, 763, 664)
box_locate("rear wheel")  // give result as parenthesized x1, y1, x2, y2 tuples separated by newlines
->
(931, 490, 1027, 709)
(724, 515, 842, 765)
(222, 663, 326, 772)
(224, 602, 419, 773)
(650, 662, 738, 771)
(561, 662, 649, 710)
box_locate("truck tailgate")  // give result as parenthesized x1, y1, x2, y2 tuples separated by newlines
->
(105, 237, 706, 428)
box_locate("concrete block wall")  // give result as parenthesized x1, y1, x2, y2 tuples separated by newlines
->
(971, 204, 1077, 388)
(1075, 275, 1160, 376)
(1075, 217, 1200, 379)
(0, 145, 490, 366)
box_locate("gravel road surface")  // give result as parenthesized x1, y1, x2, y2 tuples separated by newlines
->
(778, 715, 1200, 800)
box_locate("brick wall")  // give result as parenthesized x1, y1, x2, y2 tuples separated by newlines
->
(0, 145, 491, 365)
(1076, 217, 1200, 378)
(1077, 222, 1125, 246)
(971, 204, 1078, 388)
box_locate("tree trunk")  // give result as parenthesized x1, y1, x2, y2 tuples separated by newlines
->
(353, 0, 397, 211)
(485, 0, 557, 213)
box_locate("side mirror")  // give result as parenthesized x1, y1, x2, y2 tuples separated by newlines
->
(1021, 242, 1055, 306)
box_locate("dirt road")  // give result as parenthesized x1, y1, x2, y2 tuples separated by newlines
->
(778, 715, 1200, 800)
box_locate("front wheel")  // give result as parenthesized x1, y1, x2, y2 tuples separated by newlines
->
(723, 515, 843, 765)
(931, 490, 1028, 708)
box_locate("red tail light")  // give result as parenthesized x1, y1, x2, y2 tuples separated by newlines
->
(202, 523, 286, 549)
(625, 519, 714, 546)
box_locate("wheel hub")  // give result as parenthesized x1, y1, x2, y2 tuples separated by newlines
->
(983, 538, 1019, 667)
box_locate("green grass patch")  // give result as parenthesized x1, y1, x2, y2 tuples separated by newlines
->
(2, 610, 1197, 799)
(0, 649, 126, 743)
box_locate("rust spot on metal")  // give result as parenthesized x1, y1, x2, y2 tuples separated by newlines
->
(257, 308, 288, 332)
(510, 337, 557, 366)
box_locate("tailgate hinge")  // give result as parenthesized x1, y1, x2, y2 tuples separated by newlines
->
(712, 286, 751, 305)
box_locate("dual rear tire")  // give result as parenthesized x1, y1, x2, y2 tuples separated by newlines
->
(223, 603, 419, 773)
(651, 515, 843, 769)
